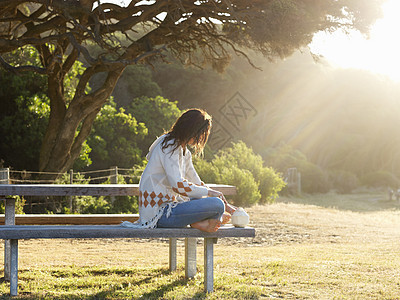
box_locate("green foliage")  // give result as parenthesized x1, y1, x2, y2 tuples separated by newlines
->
(328, 170, 360, 194)
(127, 96, 181, 155)
(258, 167, 287, 204)
(195, 158, 261, 206)
(194, 141, 285, 206)
(0, 94, 50, 170)
(55, 172, 138, 214)
(72, 195, 111, 214)
(0, 196, 26, 214)
(296, 161, 330, 194)
(263, 144, 330, 194)
(151, 60, 233, 108)
(55, 173, 109, 214)
(0, 46, 49, 170)
(73, 140, 93, 170)
(0, 46, 93, 170)
(102, 175, 139, 214)
(218, 165, 261, 207)
(262, 143, 308, 172)
(64, 59, 90, 103)
(89, 63, 162, 109)
(86, 97, 148, 170)
(114, 65, 162, 108)
(191, 158, 219, 183)
(360, 171, 400, 188)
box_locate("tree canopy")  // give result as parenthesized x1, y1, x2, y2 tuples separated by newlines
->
(0, 0, 383, 178)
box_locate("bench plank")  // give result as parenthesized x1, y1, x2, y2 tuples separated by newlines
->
(0, 214, 140, 225)
(0, 225, 255, 240)
(0, 183, 237, 196)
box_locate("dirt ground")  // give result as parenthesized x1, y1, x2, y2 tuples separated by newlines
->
(242, 199, 400, 246)
(3, 193, 400, 269)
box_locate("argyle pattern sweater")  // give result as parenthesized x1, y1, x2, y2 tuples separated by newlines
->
(121, 134, 209, 228)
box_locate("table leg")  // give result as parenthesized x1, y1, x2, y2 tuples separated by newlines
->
(204, 238, 218, 292)
(4, 198, 16, 282)
(185, 238, 197, 278)
(9, 239, 18, 296)
(169, 238, 177, 271)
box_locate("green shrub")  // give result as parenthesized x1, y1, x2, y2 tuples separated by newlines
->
(194, 141, 285, 206)
(297, 161, 330, 194)
(55, 172, 139, 214)
(217, 165, 261, 207)
(329, 170, 360, 194)
(360, 171, 400, 188)
(258, 167, 287, 204)
(72, 196, 110, 214)
(263, 143, 331, 194)
(192, 158, 218, 184)
(0, 196, 25, 214)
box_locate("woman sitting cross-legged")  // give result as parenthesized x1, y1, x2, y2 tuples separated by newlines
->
(122, 108, 236, 232)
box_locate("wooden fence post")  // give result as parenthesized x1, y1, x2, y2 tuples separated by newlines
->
(110, 166, 118, 204)
(68, 169, 74, 212)
(0, 168, 10, 184)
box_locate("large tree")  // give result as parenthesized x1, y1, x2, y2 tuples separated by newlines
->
(0, 0, 382, 178)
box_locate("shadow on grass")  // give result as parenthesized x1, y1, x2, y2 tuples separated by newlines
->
(92, 270, 205, 300)
(0, 267, 208, 299)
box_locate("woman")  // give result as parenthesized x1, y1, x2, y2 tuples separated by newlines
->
(122, 108, 235, 232)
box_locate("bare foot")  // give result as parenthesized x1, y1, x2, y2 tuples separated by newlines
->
(221, 212, 231, 224)
(191, 219, 222, 233)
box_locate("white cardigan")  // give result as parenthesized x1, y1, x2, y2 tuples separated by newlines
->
(121, 134, 209, 228)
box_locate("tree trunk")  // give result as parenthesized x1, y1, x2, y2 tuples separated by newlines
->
(39, 67, 125, 181)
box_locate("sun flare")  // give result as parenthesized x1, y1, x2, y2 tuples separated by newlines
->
(309, 0, 400, 81)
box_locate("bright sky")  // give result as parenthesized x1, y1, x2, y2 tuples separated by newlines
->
(309, 0, 400, 82)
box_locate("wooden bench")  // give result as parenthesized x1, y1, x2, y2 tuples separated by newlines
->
(0, 213, 140, 225)
(0, 184, 255, 296)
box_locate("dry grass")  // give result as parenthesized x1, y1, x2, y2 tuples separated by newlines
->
(1, 191, 400, 299)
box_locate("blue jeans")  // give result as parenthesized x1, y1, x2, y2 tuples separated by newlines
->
(157, 197, 225, 228)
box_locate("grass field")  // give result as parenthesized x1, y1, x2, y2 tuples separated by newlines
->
(1, 190, 400, 299)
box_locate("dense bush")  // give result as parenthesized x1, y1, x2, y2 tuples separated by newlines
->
(55, 172, 139, 214)
(263, 143, 330, 194)
(127, 96, 181, 155)
(0, 196, 25, 214)
(82, 96, 181, 171)
(86, 97, 148, 170)
(194, 141, 285, 206)
(328, 170, 360, 194)
(296, 161, 330, 194)
(360, 171, 400, 188)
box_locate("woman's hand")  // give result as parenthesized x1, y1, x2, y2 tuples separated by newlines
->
(208, 188, 237, 214)
(208, 188, 226, 202)
(208, 188, 222, 198)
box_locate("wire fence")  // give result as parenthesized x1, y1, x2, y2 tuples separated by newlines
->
(0, 167, 140, 213)
(1, 167, 139, 185)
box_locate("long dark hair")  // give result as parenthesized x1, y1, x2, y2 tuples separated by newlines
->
(162, 108, 212, 155)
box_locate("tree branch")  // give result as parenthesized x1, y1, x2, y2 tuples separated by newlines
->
(0, 55, 47, 74)
(66, 107, 99, 171)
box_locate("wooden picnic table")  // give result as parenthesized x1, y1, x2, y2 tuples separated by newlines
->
(0, 183, 254, 296)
